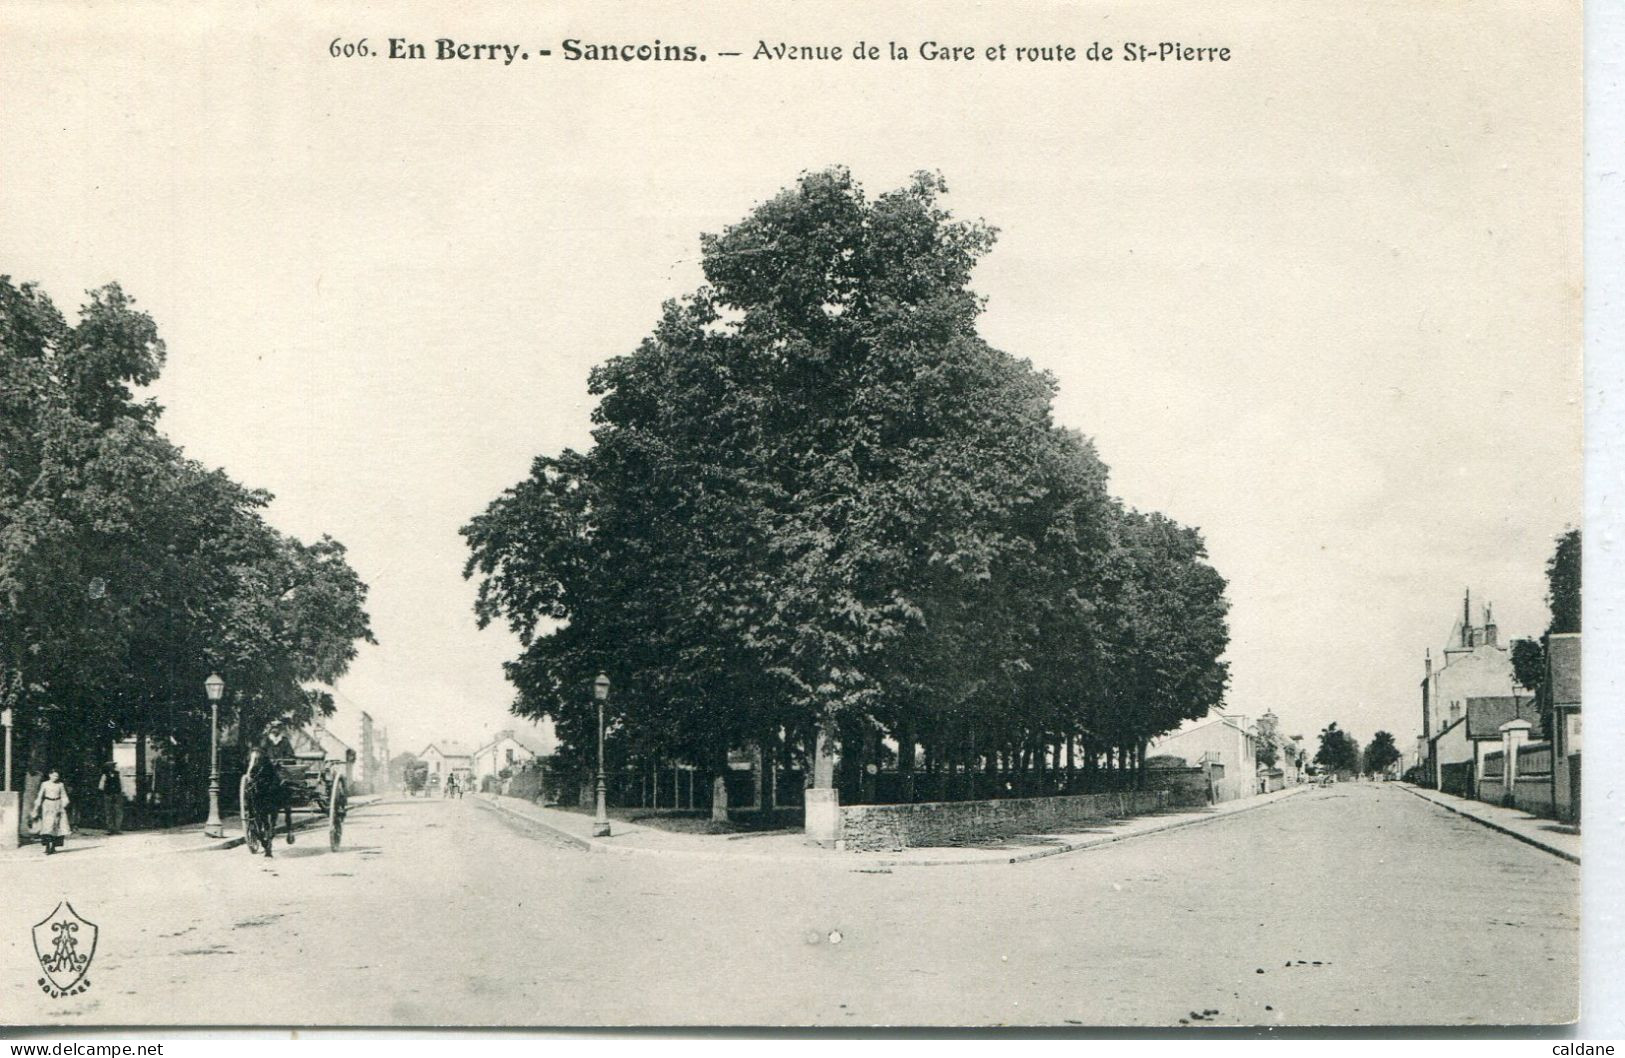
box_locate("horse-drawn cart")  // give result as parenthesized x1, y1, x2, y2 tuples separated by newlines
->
(239, 748, 348, 855)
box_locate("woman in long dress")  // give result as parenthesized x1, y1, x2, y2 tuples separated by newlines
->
(31, 769, 72, 855)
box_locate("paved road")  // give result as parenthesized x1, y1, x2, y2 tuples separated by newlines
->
(2, 782, 1577, 1027)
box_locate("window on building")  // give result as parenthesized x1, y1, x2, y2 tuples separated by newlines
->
(506, 748, 515, 765)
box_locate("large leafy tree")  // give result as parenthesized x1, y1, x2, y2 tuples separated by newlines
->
(1363, 730, 1401, 775)
(1545, 528, 1580, 635)
(463, 169, 1230, 802)
(1507, 528, 1581, 696)
(0, 277, 375, 810)
(1314, 722, 1360, 774)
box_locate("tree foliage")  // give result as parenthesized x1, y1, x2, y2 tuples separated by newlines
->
(462, 169, 1230, 797)
(1545, 528, 1580, 636)
(0, 276, 375, 801)
(1510, 637, 1545, 691)
(1363, 730, 1401, 775)
(1314, 722, 1360, 774)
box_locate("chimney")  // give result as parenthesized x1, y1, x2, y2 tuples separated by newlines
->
(1461, 589, 1472, 647)
(1423, 650, 1433, 738)
(1483, 603, 1498, 647)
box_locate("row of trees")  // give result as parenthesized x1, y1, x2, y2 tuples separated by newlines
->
(462, 169, 1231, 804)
(1312, 723, 1401, 777)
(0, 278, 375, 817)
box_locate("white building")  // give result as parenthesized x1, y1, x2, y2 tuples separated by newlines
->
(1422, 591, 1520, 788)
(472, 723, 558, 781)
(1150, 711, 1260, 802)
(419, 741, 474, 784)
(1424, 592, 1516, 741)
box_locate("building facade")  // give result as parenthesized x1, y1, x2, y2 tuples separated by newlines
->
(419, 741, 474, 785)
(1545, 632, 1581, 823)
(472, 723, 558, 782)
(1150, 712, 1260, 802)
(1422, 591, 1518, 786)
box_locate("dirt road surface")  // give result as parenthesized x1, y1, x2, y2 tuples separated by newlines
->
(2, 782, 1577, 1027)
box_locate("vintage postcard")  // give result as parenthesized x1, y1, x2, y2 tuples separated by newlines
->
(0, 0, 1585, 1030)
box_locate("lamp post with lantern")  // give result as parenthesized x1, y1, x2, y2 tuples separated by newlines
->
(204, 672, 225, 838)
(593, 673, 611, 837)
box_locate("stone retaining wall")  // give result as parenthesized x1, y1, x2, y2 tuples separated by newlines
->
(839, 789, 1167, 852)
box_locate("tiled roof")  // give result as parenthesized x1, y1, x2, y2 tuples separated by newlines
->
(475, 728, 553, 757)
(422, 741, 473, 759)
(505, 728, 553, 756)
(1465, 695, 1541, 740)
(1547, 633, 1581, 708)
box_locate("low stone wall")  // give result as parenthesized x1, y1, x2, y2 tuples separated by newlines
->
(1478, 773, 1556, 817)
(1147, 767, 1211, 808)
(839, 789, 1167, 852)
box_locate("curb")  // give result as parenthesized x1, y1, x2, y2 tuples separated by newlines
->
(873, 785, 1311, 867)
(477, 787, 1311, 868)
(474, 795, 604, 852)
(1399, 785, 1580, 865)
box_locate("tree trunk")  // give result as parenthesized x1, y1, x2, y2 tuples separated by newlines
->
(22, 708, 50, 832)
(965, 725, 977, 801)
(812, 724, 835, 789)
(898, 720, 916, 803)
(763, 731, 778, 811)
(860, 723, 878, 804)
(750, 743, 763, 809)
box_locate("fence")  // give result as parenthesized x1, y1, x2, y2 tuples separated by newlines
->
(1474, 742, 1556, 817)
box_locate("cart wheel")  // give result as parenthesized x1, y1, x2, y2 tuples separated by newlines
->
(328, 774, 347, 851)
(240, 775, 261, 854)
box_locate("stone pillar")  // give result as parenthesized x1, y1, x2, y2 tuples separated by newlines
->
(1499, 719, 1531, 809)
(805, 724, 840, 846)
(0, 790, 18, 851)
(711, 773, 730, 822)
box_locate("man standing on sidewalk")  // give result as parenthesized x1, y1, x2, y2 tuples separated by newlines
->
(98, 759, 124, 835)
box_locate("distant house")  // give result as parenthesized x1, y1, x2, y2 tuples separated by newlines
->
(1150, 712, 1259, 802)
(419, 741, 473, 785)
(472, 723, 558, 781)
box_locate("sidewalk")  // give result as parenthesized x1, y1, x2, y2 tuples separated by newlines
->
(1399, 783, 1580, 864)
(476, 784, 1309, 867)
(0, 795, 382, 866)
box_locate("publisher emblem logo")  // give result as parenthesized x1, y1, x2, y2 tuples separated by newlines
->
(33, 901, 97, 997)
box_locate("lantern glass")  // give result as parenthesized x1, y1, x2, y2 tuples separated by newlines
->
(594, 674, 610, 701)
(204, 673, 225, 702)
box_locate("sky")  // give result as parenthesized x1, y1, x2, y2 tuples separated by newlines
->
(0, 0, 1581, 757)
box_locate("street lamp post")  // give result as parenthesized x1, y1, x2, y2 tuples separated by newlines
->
(593, 673, 611, 837)
(203, 673, 225, 838)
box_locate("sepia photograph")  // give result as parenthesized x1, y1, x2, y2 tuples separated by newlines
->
(0, 0, 1605, 1035)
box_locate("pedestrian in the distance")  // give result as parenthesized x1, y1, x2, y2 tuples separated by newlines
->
(30, 769, 73, 855)
(98, 759, 124, 834)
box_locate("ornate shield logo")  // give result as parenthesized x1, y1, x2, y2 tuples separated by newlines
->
(33, 902, 97, 994)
